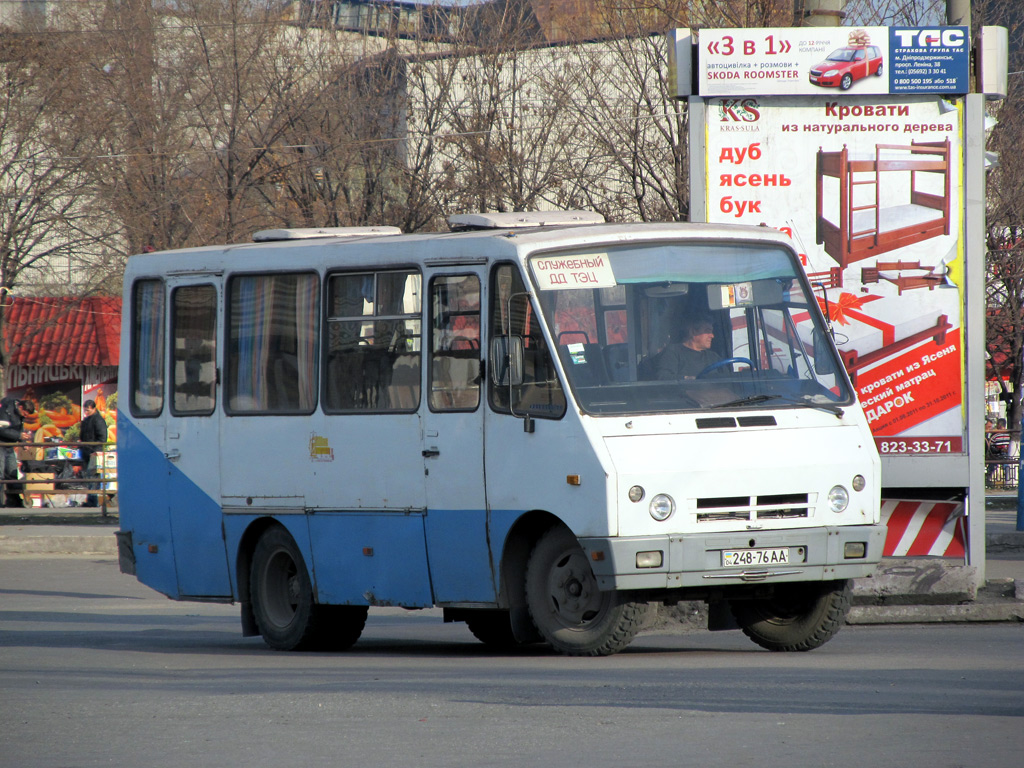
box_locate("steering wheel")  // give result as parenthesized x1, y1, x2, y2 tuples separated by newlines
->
(696, 356, 753, 379)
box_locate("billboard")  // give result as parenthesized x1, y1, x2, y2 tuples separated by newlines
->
(703, 95, 965, 456)
(698, 26, 969, 97)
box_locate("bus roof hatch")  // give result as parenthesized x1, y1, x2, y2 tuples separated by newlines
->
(447, 211, 605, 231)
(252, 226, 402, 242)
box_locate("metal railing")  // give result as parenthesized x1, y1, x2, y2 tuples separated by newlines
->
(0, 440, 116, 517)
(986, 459, 1019, 490)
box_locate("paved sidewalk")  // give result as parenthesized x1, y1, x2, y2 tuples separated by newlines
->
(1, 497, 1022, 625)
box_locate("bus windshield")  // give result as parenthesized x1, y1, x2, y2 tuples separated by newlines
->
(529, 241, 852, 415)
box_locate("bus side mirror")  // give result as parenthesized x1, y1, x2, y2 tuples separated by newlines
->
(813, 330, 836, 376)
(490, 336, 524, 386)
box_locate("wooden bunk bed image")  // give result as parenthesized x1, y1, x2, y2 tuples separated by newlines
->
(815, 139, 951, 268)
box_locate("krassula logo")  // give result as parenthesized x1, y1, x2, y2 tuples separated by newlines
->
(718, 99, 760, 122)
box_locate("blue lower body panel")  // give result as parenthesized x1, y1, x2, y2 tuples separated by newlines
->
(307, 512, 434, 607)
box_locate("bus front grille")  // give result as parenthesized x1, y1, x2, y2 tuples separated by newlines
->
(695, 493, 810, 522)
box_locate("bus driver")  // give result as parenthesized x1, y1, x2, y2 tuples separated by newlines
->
(655, 316, 722, 379)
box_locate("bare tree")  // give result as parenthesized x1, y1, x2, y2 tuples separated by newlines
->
(977, 0, 1024, 430)
(550, 3, 692, 221)
(842, 0, 945, 25)
(86, 0, 205, 254)
(0, 30, 119, 382)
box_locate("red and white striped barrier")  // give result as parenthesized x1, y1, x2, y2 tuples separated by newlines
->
(881, 499, 966, 558)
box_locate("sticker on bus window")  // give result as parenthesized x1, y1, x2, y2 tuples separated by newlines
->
(567, 343, 587, 364)
(532, 254, 616, 291)
(719, 282, 754, 307)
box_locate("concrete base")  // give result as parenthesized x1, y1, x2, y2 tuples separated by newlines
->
(852, 558, 978, 606)
(847, 602, 1024, 624)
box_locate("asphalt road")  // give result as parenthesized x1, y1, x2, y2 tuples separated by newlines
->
(1, 556, 1022, 768)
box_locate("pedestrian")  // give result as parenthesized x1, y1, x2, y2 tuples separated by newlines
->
(990, 418, 1011, 457)
(0, 396, 35, 507)
(78, 399, 108, 508)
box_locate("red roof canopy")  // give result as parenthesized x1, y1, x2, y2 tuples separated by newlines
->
(3, 296, 121, 367)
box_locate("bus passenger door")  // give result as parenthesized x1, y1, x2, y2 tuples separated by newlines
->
(421, 268, 494, 603)
(164, 281, 231, 598)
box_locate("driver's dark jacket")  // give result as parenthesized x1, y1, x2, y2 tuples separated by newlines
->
(654, 344, 722, 379)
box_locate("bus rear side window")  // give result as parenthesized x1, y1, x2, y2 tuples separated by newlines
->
(131, 279, 165, 417)
(227, 273, 319, 414)
(171, 285, 217, 416)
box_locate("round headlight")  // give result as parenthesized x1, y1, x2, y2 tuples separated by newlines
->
(828, 485, 850, 513)
(628, 485, 645, 503)
(649, 493, 675, 521)
(852, 474, 866, 492)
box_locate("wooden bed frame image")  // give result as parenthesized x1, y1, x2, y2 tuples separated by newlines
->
(838, 313, 952, 386)
(815, 139, 951, 268)
(861, 260, 949, 295)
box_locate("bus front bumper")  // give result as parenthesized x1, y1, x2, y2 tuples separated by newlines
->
(579, 524, 886, 591)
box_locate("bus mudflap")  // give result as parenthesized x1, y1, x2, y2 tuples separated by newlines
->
(116, 531, 136, 576)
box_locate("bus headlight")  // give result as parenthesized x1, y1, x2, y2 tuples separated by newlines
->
(628, 485, 645, 503)
(852, 474, 866, 492)
(828, 485, 850, 513)
(649, 494, 675, 521)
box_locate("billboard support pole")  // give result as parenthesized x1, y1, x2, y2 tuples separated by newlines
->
(688, 97, 706, 224)
(965, 92, 988, 579)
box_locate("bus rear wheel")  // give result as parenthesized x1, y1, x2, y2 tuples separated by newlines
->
(730, 580, 851, 652)
(250, 527, 367, 651)
(525, 527, 649, 656)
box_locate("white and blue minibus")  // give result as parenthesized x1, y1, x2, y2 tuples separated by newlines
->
(117, 211, 884, 656)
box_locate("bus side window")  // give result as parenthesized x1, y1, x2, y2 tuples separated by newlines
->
(488, 264, 566, 419)
(226, 273, 319, 414)
(429, 274, 480, 411)
(130, 279, 165, 417)
(324, 270, 422, 413)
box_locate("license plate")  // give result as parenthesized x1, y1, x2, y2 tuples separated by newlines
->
(722, 548, 790, 567)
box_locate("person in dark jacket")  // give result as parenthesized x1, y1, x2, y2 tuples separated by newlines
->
(654, 316, 723, 380)
(0, 396, 35, 507)
(79, 400, 108, 507)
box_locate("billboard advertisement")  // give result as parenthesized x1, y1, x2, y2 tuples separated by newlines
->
(703, 95, 965, 457)
(698, 26, 969, 97)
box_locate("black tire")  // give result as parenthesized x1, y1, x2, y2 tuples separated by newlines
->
(840, 73, 853, 91)
(525, 527, 650, 656)
(875, 62, 883, 77)
(730, 580, 852, 652)
(464, 609, 528, 651)
(250, 527, 367, 651)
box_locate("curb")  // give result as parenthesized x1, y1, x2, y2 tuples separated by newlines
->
(988, 532, 1024, 553)
(0, 528, 117, 556)
(848, 602, 1024, 624)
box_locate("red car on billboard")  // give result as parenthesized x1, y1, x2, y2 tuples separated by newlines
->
(809, 45, 884, 90)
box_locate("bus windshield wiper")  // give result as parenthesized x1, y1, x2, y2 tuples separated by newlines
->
(779, 395, 845, 417)
(712, 394, 779, 409)
(711, 393, 845, 417)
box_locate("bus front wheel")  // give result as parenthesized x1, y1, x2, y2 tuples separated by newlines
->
(250, 527, 367, 651)
(730, 580, 851, 652)
(525, 527, 650, 656)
